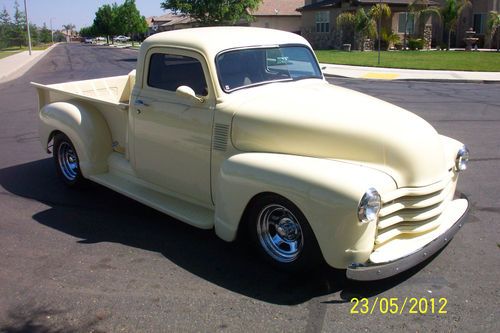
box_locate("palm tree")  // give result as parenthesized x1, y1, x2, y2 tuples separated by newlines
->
(354, 8, 376, 50)
(337, 11, 357, 49)
(487, 11, 500, 51)
(401, 0, 442, 50)
(368, 3, 391, 25)
(440, 0, 472, 50)
(369, 3, 391, 55)
(62, 23, 75, 41)
(337, 4, 390, 51)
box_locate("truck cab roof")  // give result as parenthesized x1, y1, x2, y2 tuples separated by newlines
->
(140, 27, 310, 60)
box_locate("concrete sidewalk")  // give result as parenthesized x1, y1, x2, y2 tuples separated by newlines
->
(0, 44, 57, 83)
(321, 63, 500, 82)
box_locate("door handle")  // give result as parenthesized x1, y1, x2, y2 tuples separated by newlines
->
(134, 99, 150, 107)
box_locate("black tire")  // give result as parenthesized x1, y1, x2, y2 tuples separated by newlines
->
(246, 193, 324, 272)
(53, 133, 85, 187)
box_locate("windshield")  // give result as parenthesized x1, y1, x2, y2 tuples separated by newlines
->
(216, 45, 322, 92)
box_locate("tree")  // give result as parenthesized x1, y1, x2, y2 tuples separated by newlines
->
(336, 11, 356, 47)
(160, 0, 263, 26)
(62, 23, 75, 41)
(355, 8, 378, 50)
(402, 0, 441, 50)
(113, 0, 147, 45)
(337, 9, 375, 51)
(368, 3, 391, 51)
(440, 0, 471, 50)
(12, 0, 26, 47)
(52, 30, 66, 42)
(79, 26, 96, 38)
(0, 6, 11, 25)
(368, 3, 391, 24)
(487, 11, 500, 51)
(39, 23, 52, 43)
(29, 22, 39, 45)
(337, 5, 390, 51)
(0, 6, 12, 49)
(93, 4, 117, 44)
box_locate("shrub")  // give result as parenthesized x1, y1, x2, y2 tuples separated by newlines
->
(408, 38, 425, 50)
(381, 29, 400, 50)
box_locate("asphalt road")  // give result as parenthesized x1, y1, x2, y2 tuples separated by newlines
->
(0, 43, 498, 332)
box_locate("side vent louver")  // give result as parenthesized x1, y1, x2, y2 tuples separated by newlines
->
(213, 123, 230, 151)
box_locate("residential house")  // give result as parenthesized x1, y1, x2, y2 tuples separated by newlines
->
(299, 0, 441, 49)
(453, 0, 500, 48)
(423, 0, 500, 48)
(146, 0, 304, 36)
(300, 0, 500, 49)
(146, 13, 196, 36)
(248, 0, 303, 33)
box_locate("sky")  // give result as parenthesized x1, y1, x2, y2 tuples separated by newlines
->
(0, 0, 167, 30)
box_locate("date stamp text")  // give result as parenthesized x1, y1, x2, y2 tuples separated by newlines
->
(350, 297, 448, 315)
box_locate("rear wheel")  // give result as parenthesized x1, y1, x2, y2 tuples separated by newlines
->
(53, 133, 85, 187)
(246, 194, 323, 271)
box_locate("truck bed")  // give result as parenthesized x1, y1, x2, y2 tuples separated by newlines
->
(32, 70, 136, 154)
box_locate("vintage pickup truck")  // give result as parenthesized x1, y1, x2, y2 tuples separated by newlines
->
(32, 27, 469, 280)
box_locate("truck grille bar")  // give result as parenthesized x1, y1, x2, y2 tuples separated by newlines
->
(375, 171, 457, 247)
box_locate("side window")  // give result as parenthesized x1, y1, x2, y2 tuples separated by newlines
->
(147, 53, 208, 96)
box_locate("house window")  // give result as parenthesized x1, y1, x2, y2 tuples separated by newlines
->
(398, 12, 414, 34)
(315, 11, 330, 33)
(473, 13, 486, 34)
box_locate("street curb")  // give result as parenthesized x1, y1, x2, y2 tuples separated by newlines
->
(0, 43, 59, 84)
(323, 73, 500, 84)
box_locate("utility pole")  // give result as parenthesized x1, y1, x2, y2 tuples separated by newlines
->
(24, 0, 32, 55)
(50, 17, 54, 44)
(377, 0, 381, 65)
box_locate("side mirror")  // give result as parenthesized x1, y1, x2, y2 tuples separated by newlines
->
(176, 86, 204, 103)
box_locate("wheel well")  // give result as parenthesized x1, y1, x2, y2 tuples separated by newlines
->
(236, 191, 293, 241)
(47, 130, 62, 153)
(236, 191, 325, 270)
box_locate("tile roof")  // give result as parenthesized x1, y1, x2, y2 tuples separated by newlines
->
(149, 12, 194, 26)
(252, 0, 303, 16)
(298, 0, 341, 11)
(355, 0, 439, 5)
(299, 0, 439, 11)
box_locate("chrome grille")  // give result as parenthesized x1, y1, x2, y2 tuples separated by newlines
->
(375, 172, 457, 246)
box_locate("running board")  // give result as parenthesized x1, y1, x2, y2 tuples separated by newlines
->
(89, 172, 214, 230)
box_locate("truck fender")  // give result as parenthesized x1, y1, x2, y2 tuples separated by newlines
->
(39, 100, 112, 177)
(214, 153, 397, 268)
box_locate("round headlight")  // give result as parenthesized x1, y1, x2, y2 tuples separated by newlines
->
(455, 146, 469, 171)
(357, 188, 381, 224)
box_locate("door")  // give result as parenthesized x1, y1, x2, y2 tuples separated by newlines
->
(131, 47, 215, 207)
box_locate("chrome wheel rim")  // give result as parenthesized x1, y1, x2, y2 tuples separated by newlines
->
(58, 142, 79, 181)
(257, 204, 303, 263)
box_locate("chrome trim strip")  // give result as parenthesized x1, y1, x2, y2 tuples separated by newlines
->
(346, 195, 469, 281)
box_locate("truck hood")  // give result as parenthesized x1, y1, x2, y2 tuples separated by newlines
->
(230, 80, 448, 187)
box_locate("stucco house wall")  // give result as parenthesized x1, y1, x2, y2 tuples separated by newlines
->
(301, 0, 500, 49)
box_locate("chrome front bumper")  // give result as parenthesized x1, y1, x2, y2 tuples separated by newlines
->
(346, 195, 469, 281)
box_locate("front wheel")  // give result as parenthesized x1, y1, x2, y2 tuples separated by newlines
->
(53, 133, 85, 187)
(246, 194, 323, 271)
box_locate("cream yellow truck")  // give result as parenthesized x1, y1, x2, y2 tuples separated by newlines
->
(33, 27, 469, 280)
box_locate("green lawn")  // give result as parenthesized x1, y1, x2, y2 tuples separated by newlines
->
(0, 51, 21, 59)
(0, 44, 52, 60)
(315, 50, 500, 72)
